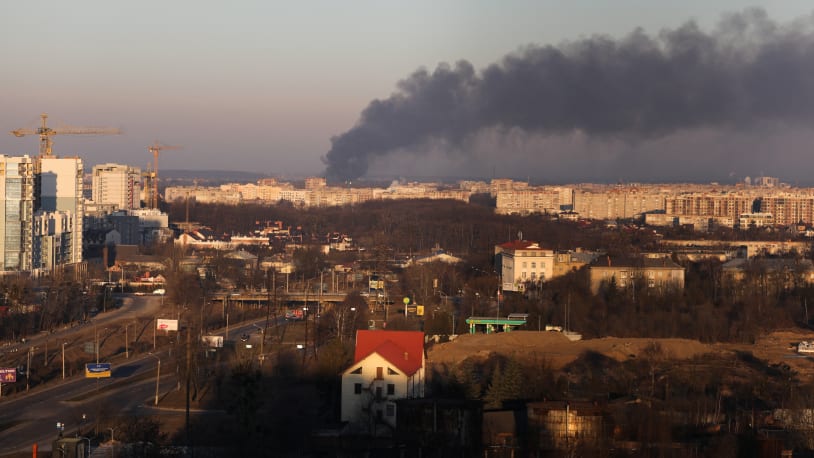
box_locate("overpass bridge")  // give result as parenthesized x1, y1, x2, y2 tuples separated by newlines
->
(210, 291, 392, 308)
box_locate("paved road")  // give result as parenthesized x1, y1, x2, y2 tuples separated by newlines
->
(0, 294, 167, 454)
(0, 296, 286, 454)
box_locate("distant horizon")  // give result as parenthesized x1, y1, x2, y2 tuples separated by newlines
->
(154, 168, 808, 188)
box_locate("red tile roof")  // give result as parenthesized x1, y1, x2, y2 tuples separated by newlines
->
(354, 330, 424, 376)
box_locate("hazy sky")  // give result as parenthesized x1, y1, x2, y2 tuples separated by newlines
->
(2, 1, 812, 183)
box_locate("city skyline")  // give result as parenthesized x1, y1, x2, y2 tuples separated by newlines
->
(3, 2, 814, 183)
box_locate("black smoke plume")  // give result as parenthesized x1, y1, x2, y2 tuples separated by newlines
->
(322, 9, 814, 182)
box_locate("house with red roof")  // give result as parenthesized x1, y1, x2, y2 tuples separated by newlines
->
(341, 330, 425, 434)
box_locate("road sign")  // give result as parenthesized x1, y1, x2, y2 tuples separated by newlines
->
(156, 319, 178, 331)
(0, 368, 16, 383)
(85, 363, 112, 378)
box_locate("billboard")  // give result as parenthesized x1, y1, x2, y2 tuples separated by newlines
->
(202, 335, 223, 348)
(85, 363, 112, 378)
(0, 368, 16, 383)
(156, 319, 179, 331)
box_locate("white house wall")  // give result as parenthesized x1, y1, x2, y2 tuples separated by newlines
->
(341, 352, 424, 431)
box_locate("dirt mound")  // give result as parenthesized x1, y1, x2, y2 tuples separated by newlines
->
(429, 329, 814, 381)
(428, 331, 718, 370)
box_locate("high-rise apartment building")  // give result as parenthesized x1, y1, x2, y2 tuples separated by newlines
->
(0, 156, 34, 271)
(91, 163, 142, 210)
(37, 157, 83, 265)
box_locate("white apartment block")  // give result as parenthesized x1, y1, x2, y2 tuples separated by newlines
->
(496, 187, 572, 215)
(91, 163, 141, 210)
(33, 210, 75, 271)
(38, 157, 83, 264)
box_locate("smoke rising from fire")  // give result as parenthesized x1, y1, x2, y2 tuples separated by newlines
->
(323, 9, 814, 182)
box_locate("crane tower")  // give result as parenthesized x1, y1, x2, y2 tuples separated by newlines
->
(147, 142, 182, 209)
(10, 113, 121, 159)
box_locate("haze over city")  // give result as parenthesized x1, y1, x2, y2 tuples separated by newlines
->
(3, 1, 814, 183)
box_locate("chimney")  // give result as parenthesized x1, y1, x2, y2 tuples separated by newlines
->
(404, 352, 409, 360)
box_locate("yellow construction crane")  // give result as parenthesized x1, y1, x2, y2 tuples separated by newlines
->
(10, 113, 121, 158)
(148, 141, 182, 209)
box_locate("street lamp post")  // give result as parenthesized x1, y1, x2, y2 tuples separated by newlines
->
(94, 326, 107, 364)
(251, 323, 265, 362)
(125, 323, 131, 359)
(61, 342, 67, 380)
(78, 413, 86, 437)
(147, 353, 161, 405)
(26, 347, 33, 392)
(78, 436, 91, 456)
(302, 306, 308, 364)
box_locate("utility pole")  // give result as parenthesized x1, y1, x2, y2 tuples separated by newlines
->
(26, 347, 32, 392)
(62, 342, 67, 380)
(185, 328, 191, 451)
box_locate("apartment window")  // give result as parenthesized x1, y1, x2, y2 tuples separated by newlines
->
(376, 387, 383, 399)
(386, 404, 395, 417)
(354, 383, 362, 394)
(521, 272, 526, 279)
(531, 262, 536, 269)
(376, 367, 383, 380)
(387, 384, 395, 395)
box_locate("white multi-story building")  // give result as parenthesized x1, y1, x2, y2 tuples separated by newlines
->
(0, 156, 34, 271)
(33, 210, 73, 271)
(91, 163, 142, 210)
(496, 240, 555, 292)
(38, 157, 83, 264)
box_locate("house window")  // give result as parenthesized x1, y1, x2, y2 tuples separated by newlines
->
(376, 367, 383, 380)
(387, 383, 395, 395)
(386, 404, 395, 417)
(531, 262, 536, 269)
(376, 387, 383, 399)
(387, 368, 398, 375)
(521, 272, 526, 279)
(522, 262, 527, 268)
(354, 383, 362, 394)
(350, 367, 362, 374)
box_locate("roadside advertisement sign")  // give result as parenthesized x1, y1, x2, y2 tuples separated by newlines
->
(0, 368, 16, 383)
(156, 319, 179, 331)
(85, 363, 112, 378)
(202, 335, 223, 348)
